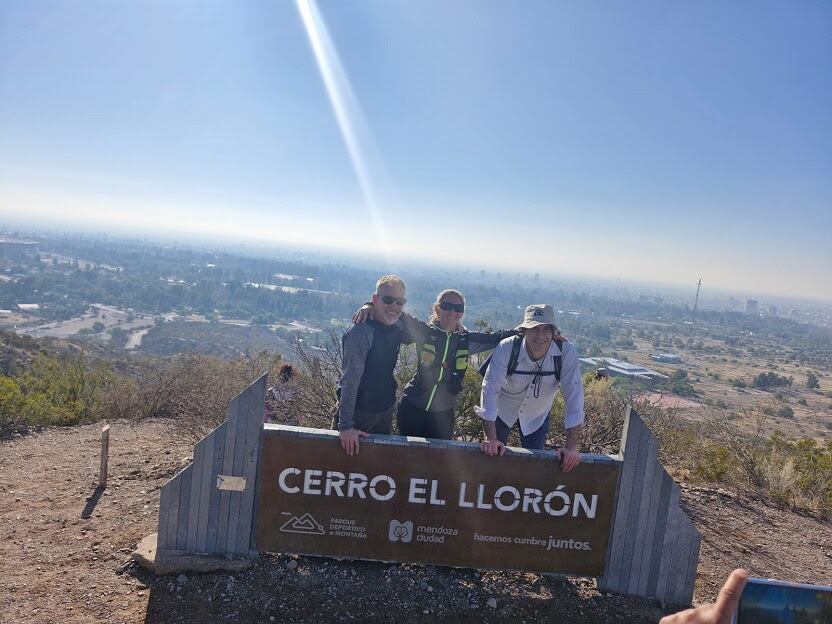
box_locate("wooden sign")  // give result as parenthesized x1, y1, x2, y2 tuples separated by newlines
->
(256, 430, 619, 576)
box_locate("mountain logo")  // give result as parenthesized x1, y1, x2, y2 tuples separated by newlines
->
(388, 519, 414, 543)
(280, 513, 325, 535)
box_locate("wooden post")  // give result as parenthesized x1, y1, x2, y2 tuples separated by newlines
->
(99, 425, 110, 488)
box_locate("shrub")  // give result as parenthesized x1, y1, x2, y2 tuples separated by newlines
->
(752, 371, 793, 390)
(806, 371, 820, 390)
(692, 443, 732, 482)
(660, 369, 697, 397)
(776, 405, 794, 419)
(0, 354, 115, 435)
(695, 409, 832, 515)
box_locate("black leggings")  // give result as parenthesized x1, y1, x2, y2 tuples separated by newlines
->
(396, 399, 455, 440)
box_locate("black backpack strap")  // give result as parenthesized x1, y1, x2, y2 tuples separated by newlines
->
(552, 337, 565, 382)
(506, 334, 523, 376)
(478, 334, 523, 378)
(477, 353, 491, 377)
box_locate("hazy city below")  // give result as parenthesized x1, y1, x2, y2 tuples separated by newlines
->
(1, 225, 830, 441)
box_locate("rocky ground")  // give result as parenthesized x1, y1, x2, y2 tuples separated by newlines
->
(1, 419, 830, 624)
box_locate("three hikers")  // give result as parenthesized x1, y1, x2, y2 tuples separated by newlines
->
(337, 277, 585, 470)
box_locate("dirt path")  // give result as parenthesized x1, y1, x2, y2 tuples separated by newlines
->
(1, 420, 829, 624)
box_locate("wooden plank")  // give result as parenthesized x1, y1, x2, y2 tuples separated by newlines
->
(598, 406, 637, 592)
(672, 517, 699, 604)
(681, 528, 702, 605)
(156, 480, 172, 551)
(195, 429, 218, 552)
(185, 438, 206, 552)
(175, 466, 193, 550)
(645, 470, 674, 598)
(205, 422, 227, 553)
(99, 425, 110, 488)
(164, 474, 182, 551)
(216, 394, 241, 554)
(597, 447, 625, 580)
(655, 484, 681, 601)
(666, 513, 694, 605)
(225, 382, 252, 553)
(620, 415, 651, 593)
(628, 431, 660, 595)
(235, 375, 267, 555)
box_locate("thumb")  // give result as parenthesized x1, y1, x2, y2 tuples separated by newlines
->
(358, 430, 369, 437)
(713, 569, 748, 622)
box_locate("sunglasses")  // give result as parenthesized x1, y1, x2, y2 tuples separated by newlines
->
(381, 295, 407, 306)
(439, 301, 465, 313)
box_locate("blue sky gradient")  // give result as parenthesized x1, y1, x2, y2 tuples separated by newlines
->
(1, 1, 830, 298)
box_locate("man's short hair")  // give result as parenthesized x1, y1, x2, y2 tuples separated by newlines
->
(376, 274, 406, 293)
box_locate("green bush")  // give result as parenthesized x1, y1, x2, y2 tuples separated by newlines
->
(776, 405, 794, 419)
(660, 369, 697, 397)
(752, 371, 793, 390)
(692, 412, 832, 515)
(0, 354, 115, 435)
(806, 371, 820, 390)
(692, 443, 732, 482)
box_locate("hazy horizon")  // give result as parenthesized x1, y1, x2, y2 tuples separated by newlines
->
(3, 218, 831, 310)
(2, 1, 830, 299)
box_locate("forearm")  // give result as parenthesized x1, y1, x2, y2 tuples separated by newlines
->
(338, 390, 357, 431)
(468, 329, 517, 355)
(565, 424, 581, 451)
(482, 419, 498, 442)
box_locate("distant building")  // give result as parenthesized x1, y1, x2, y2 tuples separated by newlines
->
(745, 299, 759, 315)
(767, 305, 778, 317)
(650, 353, 683, 364)
(17, 303, 39, 312)
(579, 357, 669, 382)
(0, 238, 38, 261)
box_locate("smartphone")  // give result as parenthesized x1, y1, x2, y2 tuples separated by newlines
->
(733, 577, 832, 623)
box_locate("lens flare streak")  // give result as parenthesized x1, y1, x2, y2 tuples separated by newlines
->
(296, 0, 391, 263)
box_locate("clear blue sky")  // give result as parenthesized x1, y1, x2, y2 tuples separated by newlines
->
(1, 1, 830, 298)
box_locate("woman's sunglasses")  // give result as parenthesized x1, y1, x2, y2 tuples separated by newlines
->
(381, 295, 407, 306)
(439, 301, 465, 313)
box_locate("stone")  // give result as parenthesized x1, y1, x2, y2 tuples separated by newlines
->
(176, 574, 188, 585)
(131, 534, 255, 575)
(487, 598, 498, 609)
(286, 559, 298, 571)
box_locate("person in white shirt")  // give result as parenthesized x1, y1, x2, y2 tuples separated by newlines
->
(475, 304, 584, 472)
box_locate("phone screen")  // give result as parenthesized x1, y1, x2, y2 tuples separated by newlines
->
(735, 578, 832, 623)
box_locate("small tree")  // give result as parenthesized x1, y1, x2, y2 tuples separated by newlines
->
(807, 371, 820, 390)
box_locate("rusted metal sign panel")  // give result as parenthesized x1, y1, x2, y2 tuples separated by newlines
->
(256, 430, 619, 576)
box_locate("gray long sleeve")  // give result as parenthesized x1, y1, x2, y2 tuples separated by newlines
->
(338, 323, 374, 431)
